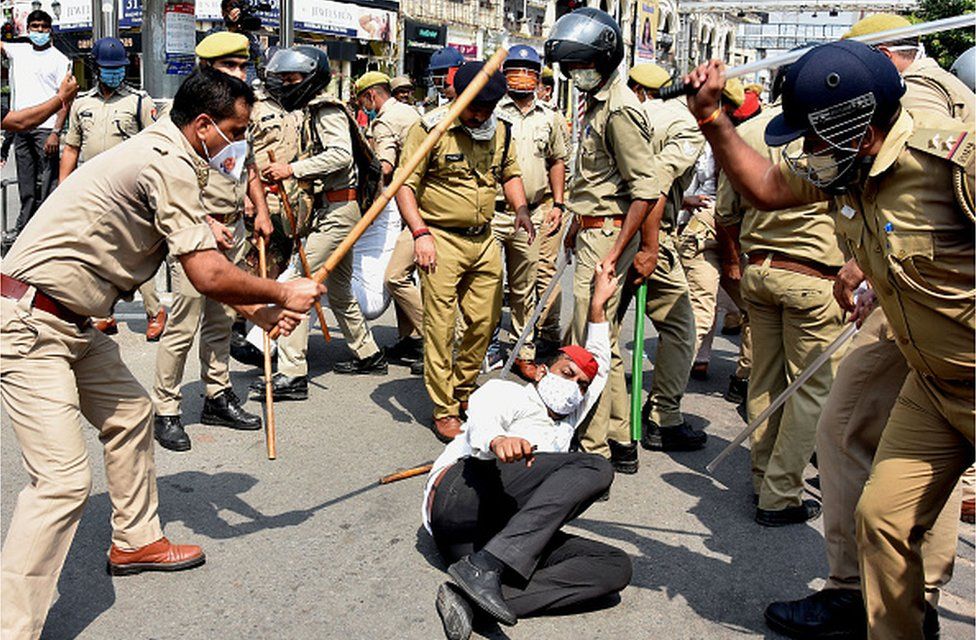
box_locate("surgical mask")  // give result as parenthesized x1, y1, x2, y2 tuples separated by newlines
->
(28, 31, 50, 47)
(364, 108, 378, 120)
(202, 118, 249, 182)
(463, 113, 497, 141)
(99, 67, 126, 89)
(536, 371, 585, 416)
(570, 68, 603, 92)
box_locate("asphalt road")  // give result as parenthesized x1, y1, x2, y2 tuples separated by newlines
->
(1, 264, 973, 640)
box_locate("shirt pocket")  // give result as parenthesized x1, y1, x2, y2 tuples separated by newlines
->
(883, 231, 974, 302)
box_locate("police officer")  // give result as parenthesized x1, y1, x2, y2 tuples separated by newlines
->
(537, 66, 556, 105)
(0, 66, 321, 640)
(59, 37, 167, 342)
(391, 75, 418, 107)
(151, 33, 274, 451)
(427, 46, 465, 105)
(355, 71, 423, 367)
(396, 61, 531, 441)
(489, 45, 567, 378)
(545, 8, 665, 464)
(686, 40, 974, 639)
(622, 62, 706, 464)
(262, 46, 388, 400)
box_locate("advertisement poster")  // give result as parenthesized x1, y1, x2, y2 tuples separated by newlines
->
(165, 2, 195, 75)
(635, 0, 659, 62)
(294, 0, 397, 43)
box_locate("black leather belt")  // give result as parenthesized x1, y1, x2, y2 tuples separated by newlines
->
(429, 222, 489, 237)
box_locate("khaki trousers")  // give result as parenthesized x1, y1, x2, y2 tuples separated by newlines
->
(279, 201, 379, 376)
(491, 203, 546, 360)
(1, 295, 163, 640)
(819, 309, 960, 611)
(856, 369, 974, 639)
(535, 207, 565, 343)
(572, 222, 639, 458)
(641, 233, 696, 428)
(151, 230, 248, 416)
(138, 278, 161, 317)
(420, 228, 502, 419)
(742, 259, 846, 510)
(385, 227, 423, 340)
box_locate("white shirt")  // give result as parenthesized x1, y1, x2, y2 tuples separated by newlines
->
(5, 42, 69, 130)
(422, 322, 611, 532)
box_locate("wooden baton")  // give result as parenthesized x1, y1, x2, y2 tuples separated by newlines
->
(379, 463, 434, 485)
(258, 236, 277, 460)
(269, 46, 510, 339)
(266, 150, 331, 343)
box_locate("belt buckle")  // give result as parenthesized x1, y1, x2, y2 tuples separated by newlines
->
(601, 217, 616, 236)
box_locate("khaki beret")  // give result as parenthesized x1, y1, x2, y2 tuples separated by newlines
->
(195, 32, 249, 61)
(722, 78, 745, 107)
(355, 71, 391, 95)
(628, 63, 672, 90)
(843, 13, 912, 39)
(390, 75, 414, 91)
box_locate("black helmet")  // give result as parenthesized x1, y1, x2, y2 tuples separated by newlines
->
(545, 8, 623, 78)
(265, 45, 331, 111)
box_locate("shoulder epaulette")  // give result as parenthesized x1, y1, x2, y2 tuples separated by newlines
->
(907, 127, 974, 169)
(421, 107, 448, 132)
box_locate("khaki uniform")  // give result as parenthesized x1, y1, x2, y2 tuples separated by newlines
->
(717, 105, 847, 511)
(491, 95, 568, 359)
(638, 98, 703, 428)
(278, 91, 380, 376)
(399, 105, 521, 418)
(64, 85, 162, 318)
(903, 56, 974, 122)
(780, 108, 975, 638)
(569, 71, 665, 457)
(0, 117, 216, 639)
(368, 97, 423, 340)
(536, 111, 571, 344)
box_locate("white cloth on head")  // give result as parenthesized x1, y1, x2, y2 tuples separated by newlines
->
(4, 42, 69, 130)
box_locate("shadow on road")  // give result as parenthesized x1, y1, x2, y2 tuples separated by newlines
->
(370, 377, 431, 426)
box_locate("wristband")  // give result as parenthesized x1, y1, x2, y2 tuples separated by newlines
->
(697, 107, 722, 127)
(412, 227, 431, 239)
(552, 202, 565, 210)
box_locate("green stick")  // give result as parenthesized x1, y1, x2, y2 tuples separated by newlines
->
(630, 282, 647, 442)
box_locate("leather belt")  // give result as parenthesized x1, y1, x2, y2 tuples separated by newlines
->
(0, 274, 90, 329)
(579, 215, 624, 230)
(325, 188, 357, 203)
(429, 222, 489, 237)
(747, 251, 839, 281)
(425, 463, 454, 521)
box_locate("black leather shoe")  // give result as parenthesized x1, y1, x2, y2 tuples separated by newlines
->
(154, 415, 190, 452)
(764, 589, 865, 639)
(924, 602, 940, 640)
(724, 375, 748, 404)
(410, 359, 424, 376)
(387, 336, 423, 365)
(436, 582, 473, 640)
(334, 350, 389, 375)
(201, 388, 261, 430)
(447, 556, 517, 626)
(756, 499, 822, 527)
(608, 439, 639, 474)
(250, 373, 309, 401)
(640, 421, 707, 451)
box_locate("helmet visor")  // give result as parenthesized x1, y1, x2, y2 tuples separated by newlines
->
(266, 48, 318, 75)
(547, 12, 609, 46)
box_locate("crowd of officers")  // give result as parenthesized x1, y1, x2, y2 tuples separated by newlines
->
(0, 6, 973, 640)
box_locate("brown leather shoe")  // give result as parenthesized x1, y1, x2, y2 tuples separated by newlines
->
(962, 498, 975, 524)
(513, 358, 541, 382)
(434, 416, 462, 443)
(107, 536, 205, 576)
(94, 317, 119, 335)
(145, 308, 167, 342)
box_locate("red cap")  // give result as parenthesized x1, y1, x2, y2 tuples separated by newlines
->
(559, 345, 599, 380)
(732, 91, 761, 121)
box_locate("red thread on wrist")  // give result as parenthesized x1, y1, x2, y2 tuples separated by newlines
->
(697, 107, 722, 127)
(412, 227, 431, 239)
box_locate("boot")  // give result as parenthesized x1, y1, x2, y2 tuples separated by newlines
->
(387, 336, 423, 365)
(334, 350, 389, 375)
(764, 588, 865, 639)
(724, 375, 748, 404)
(250, 373, 308, 401)
(201, 388, 261, 430)
(608, 439, 639, 474)
(154, 415, 190, 452)
(641, 420, 707, 452)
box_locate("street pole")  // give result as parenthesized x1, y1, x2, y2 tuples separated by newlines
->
(279, 0, 294, 48)
(143, 0, 192, 100)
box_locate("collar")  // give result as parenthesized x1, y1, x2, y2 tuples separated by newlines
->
(377, 96, 393, 117)
(868, 109, 913, 177)
(904, 56, 937, 77)
(498, 94, 541, 116)
(590, 70, 621, 104)
(159, 116, 210, 172)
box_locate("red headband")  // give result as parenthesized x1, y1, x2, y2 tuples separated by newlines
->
(559, 345, 599, 380)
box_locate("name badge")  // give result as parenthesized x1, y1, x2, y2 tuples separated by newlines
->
(445, 153, 464, 162)
(840, 205, 857, 219)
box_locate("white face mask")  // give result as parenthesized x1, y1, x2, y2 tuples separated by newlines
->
(202, 118, 249, 182)
(463, 113, 498, 141)
(536, 371, 585, 416)
(570, 68, 603, 92)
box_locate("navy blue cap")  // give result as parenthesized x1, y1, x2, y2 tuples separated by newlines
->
(428, 46, 465, 74)
(92, 37, 128, 68)
(453, 61, 507, 105)
(504, 44, 543, 70)
(765, 40, 905, 147)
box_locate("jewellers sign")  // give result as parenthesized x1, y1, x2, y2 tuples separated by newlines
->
(295, 0, 397, 42)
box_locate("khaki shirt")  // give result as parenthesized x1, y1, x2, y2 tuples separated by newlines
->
(780, 109, 975, 380)
(399, 105, 521, 228)
(495, 95, 569, 206)
(716, 105, 844, 267)
(903, 56, 975, 122)
(64, 85, 156, 161)
(250, 89, 301, 171)
(291, 91, 357, 192)
(3, 117, 216, 317)
(366, 97, 421, 168)
(643, 97, 705, 230)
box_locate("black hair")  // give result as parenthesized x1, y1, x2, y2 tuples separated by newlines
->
(25, 10, 52, 26)
(170, 65, 255, 127)
(220, 0, 238, 14)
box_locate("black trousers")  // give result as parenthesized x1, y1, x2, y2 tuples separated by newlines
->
(429, 452, 632, 617)
(14, 129, 59, 232)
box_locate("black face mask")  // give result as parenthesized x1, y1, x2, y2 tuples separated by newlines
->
(265, 75, 315, 112)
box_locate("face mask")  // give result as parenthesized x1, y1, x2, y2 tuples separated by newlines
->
(536, 371, 585, 416)
(99, 67, 125, 89)
(570, 68, 603, 92)
(28, 31, 50, 47)
(463, 113, 497, 141)
(201, 118, 249, 182)
(364, 108, 378, 120)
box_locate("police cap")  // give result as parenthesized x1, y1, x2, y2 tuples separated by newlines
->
(452, 61, 507, 106)
(195, 32, 249, 61)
